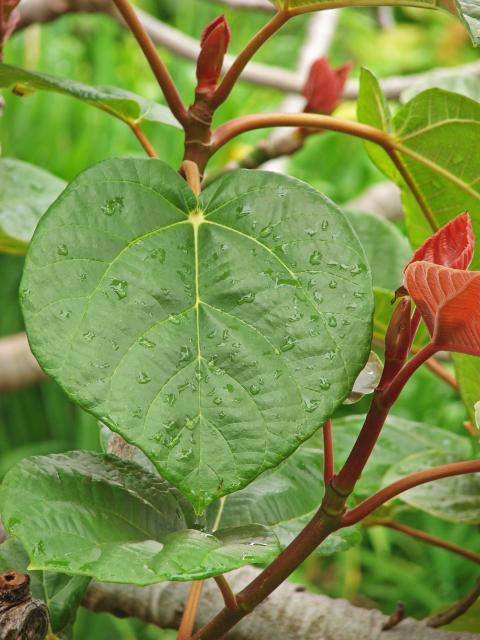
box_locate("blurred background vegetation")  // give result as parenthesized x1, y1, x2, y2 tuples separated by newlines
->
(1, 0, 479, 637)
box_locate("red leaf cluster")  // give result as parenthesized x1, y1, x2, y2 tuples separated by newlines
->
(403, 212, 480, 356)
(302, 58, 352, 115)
(195, 15, 231, 95)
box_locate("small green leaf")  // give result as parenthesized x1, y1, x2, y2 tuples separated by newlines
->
(206, 444, 360, 555)
(346, 209, 411, 291)
(357, 68, 397, 181)
(0, 452, 280, 584)
(21, 158, 373, 511)
(401, 72, 480, 104)
(0, 538, 89, 636)
(453, 353, 480, 425)
(333, 415, 471, 497)
(0, 63, 180, 128)
(0, 159, 65, 255)
(383, 450, 480, 523)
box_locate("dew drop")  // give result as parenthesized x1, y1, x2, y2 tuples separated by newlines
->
(164, 393, 176, 406)
(314, 292, 324, 304)
(259, 225, 273, 238)
(102, 196, 124, 216)
(83, 330, 96, 342)
(280, 335, 296, 352)
(139, 337, 155, 349)
(168, 314, 181, 325)
(59, 309, 71, 319)
(238, 292, 255, 304)
(328, 280, 337, 289)
(328, 316, 337, 328)
(213, 396, 223, 406)
(225, 383, 234, 393)
(309, 250, 322, 265)
(137, 372, 151, 384)
(319, 378, 331, 390)
(57, 244, 68, 256)
(146, 247, 166, 263)
(249, 384, 260, 396)
(179, 345, 192, 362)
(321, 220, 329, 231)
(110, 279, 128, 300)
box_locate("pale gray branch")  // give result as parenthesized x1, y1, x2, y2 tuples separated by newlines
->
(0, 333, 45, 393)
(16, 0, 480, 99)
(83, 566, 479, 639)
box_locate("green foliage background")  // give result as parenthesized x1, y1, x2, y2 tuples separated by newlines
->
(0, 0, 479, 636)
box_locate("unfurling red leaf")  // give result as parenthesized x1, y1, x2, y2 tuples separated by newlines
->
(380, 296, 412, 387)
(404, 261, 480, 356)
(196, 15, 230, 94)
(302, 58, 352, 115)
(405, 212, 474, 271)
(1, 0, 20, 45)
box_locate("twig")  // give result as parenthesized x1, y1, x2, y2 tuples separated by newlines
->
(382, 601, 406, 630)
(110, 0, 187, 126)
(368, 520, 480, 565)
(427, 578, 480, 628)
(212, 10, 289, 108)
(213, 575, 237, 611)
(343, 459, 480, 526)
(323, 419, 334, 485)
(177, 581, 204, 640)
(127, 121, 157, 157)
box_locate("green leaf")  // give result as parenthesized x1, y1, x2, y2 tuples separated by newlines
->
(383, 450, 480, 523)
(0, 452, 280, 585)
(206, 444, 361, 555)
(359, 74, 480, 268)
(269, 1, 479, 45)
(333, 415, 471, 497)
(0, 63, 180, 128)
(357, 68, 397, 181)
(0, 159, 65, 255)
(0, 538, 89, 636)
(401, 72, 480, 104)
(21, 158, 373, 511)
(452, 353, 480, 425)
(346, 209, 411, 291)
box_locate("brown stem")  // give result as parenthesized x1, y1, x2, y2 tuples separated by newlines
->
(110, 0, 187, 126)
(190, 486, 346, 640)
(343, 460, 480, 526)
(127, 121, 158, 157)
(211, 112, 390, 154)
(323, 419, 334, 485)
(368, 520, 480, 565)
(214, 575, 237, 611)
(0, 0, 4, 62)
(427, 578, 480, 628)
(334, 344, 437, 495)
(211, 11, 290, 109)
(176, 580, 204, 640)
(386, 148, 438, 233)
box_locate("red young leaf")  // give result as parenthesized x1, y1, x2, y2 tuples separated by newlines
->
(1, 0, 20, 45)
(404, 261, 480, 356)
(196, 15, 230, 94)
(405, 212, 474, 271)
(302, 58, 352, 115)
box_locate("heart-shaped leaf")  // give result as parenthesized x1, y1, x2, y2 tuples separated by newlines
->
(405, 212, 474, 271)
(20, 158, 373, 511)
(383, 450, 480, 523)
(453, 353, 480, 424)
(358, 70, 480, 267)
(0, 452, 280, 585)
(0, 158, 65, 255)
(0, 63, 180, 128)
(0, 538, 89, 637)
(404, 261, 480, 355)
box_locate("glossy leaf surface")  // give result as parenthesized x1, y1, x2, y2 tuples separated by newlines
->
(0, 452, 279, 584)
(383, 450, 480, 523)
(0, 159, 65, 255)
(21, 158, 373, 510)
(453, 353, 480, 424)
(0, 538, 89, 637)
(0, 63, 180, 128)
(358, 70, 480, 267)
(404, 261, 480, 355)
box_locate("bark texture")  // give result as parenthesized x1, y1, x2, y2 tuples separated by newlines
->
(83, 566, 480, 639)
